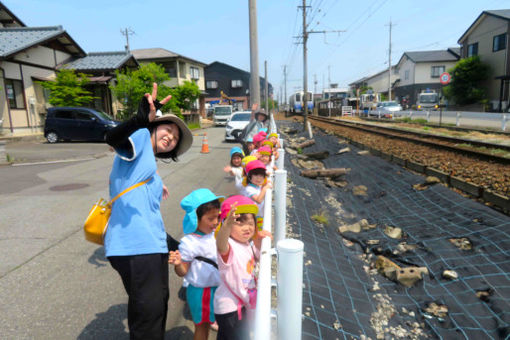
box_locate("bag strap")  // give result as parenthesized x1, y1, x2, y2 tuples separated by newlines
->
(194, 256, 218, 269)
(110, 177, 152, 204)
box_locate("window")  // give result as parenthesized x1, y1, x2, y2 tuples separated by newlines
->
(54, 110, 74, 119)
(74, 111, 94, 120)
(5, 79, 25, 109)
(404, 70, 409, 80)
(165, 65, 177, 78)
(206, 80, 218, 89)
(231, 79, 242, 88)
(431, 66, 445, 78)
(493, 33, 507, 52)
(190, 66, 200, 80)
(467, 42, 478, 57)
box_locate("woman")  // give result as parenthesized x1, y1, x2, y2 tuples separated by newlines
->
(239, 105, 270, 155)
(104, 83, 193, 340)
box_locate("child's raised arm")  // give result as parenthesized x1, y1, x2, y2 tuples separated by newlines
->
(216, 203, 239, 260)
(251, 179, 272, 204)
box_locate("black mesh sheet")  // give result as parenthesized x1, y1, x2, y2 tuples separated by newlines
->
(279, 121, 510, 340)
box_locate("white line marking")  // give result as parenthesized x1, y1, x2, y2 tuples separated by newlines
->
(12, 157, 97, 166)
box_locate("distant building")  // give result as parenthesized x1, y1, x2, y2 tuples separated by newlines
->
(458, 9, 510, 111)
(204, 61, 273, 111)
(394, 48, 460, 106)
(349, 66, 399, 99)
(132, 48, 207, 116)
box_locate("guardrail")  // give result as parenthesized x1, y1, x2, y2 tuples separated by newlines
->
(253, 117, 304, 340)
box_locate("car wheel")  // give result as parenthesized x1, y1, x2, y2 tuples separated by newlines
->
(46, 131, 59, 143)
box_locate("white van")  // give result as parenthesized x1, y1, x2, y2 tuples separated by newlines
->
(213, 105, 233, 126)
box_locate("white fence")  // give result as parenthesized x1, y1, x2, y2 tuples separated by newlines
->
(253, 118, 304, 340)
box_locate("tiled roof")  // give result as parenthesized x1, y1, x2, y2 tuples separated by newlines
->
(61, 51, 136, 71)
(0, 26, 63, 57)
(485, 9, 510, 20)
(132, 48, 178, 59)
(404, 49, 459, 63)
(132, 47, 206, 66)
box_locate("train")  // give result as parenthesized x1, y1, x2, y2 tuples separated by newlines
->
(289, 91, 314, 114)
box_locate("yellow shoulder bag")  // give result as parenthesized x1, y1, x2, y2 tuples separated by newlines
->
(84, 177, 152, 245)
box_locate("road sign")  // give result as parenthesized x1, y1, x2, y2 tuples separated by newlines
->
(440, 72, 451, 85)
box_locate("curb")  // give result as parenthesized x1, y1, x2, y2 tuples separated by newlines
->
(311, 122, 510, 215)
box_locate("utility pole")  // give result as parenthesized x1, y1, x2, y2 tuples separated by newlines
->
(283, 65, 287, 105)
(386, 19, 393, 100)
(264, 60, 269, 115)
(328, 65, 331, 88)
(121, 28, 134, 52)
(297, 1, 345, 130)
(314, 74, 317, 96)
(249, 0, 260, 108)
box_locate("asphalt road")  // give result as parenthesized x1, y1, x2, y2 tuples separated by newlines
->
(0, 126, 238, 339)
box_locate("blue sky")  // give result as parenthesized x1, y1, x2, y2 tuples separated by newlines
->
(5, 0, 510, 101)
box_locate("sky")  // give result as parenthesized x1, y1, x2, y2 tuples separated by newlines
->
(4, 0, 510, 101)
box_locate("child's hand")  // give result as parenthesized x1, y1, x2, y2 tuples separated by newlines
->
(256, 230, 273, 240)
(224, 202, 240, 228)
(223, 165, 232, 173)
(264, 179, 272, 189)
(162, 185, 169, 200)
(168, 250, 182, 265)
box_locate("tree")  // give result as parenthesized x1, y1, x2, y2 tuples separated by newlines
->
(111, 63, 201, 120)
(443, 56, 490, 106)
(39, 69, 95, 106)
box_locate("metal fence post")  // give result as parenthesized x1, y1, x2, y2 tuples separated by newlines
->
(426, 110, 430, 122)
(274, 169, 287, 245)
(502, 114, 507, 132)
(277, 239, 304, 340)
(276, 147, 285, 170)
(456, 112, 461, 127)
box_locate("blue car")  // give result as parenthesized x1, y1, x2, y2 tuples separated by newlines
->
(44, 107, 118, 143)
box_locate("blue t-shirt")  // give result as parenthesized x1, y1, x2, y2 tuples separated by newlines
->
(104, 129, 168, 257)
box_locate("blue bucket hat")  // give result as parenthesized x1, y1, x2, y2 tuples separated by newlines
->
(181, 188, 225, 234)
(230, 146, 244, 158)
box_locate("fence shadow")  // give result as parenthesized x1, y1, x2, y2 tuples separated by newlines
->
(77, 304, 128, 339)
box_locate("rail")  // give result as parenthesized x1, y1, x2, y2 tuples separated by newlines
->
(253, 116, 304, 340)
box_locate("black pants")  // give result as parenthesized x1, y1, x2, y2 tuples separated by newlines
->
(215, 308, 247, 340)
(109, 253, 169, 340)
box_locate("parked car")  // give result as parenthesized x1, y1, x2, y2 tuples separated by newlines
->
(225, 111, 252, 141)
(370, 101, 402, 118)
(44, 107, 118, 143)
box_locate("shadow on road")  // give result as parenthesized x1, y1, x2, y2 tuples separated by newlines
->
(88, 247, 108, 268)
(165, 326, 193, 340)
(77, 304, 128, 339)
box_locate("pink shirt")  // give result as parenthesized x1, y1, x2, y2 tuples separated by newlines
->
(214, 238, 259, 315)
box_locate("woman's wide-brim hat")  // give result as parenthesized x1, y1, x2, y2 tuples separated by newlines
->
(254, 111, 268, 121)
(150, 114, 193, 157)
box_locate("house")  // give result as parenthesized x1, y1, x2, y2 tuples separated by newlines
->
(60, 51, 139, 115)
(0, 21, 86, 135)
(394, 48, 460, 106)
(349, 66, 399, 99)
(458, 9, 510, 111)
(132, 48, 207, 116)
(204, 61, 273, 111)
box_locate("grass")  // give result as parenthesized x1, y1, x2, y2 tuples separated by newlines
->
(6, 153, 13, 163)
(456, 143, 510, 158)
(311, 210, 329, 226)
(187, 122, 201, 130)
(297, 148, 303, 154)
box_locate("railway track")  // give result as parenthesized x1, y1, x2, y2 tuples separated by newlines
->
(309, 116, 510, 164)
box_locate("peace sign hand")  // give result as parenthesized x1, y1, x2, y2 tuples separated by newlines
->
(144, 83, 172, 122)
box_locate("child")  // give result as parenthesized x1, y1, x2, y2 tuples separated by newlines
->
(241, 160, 271, 219)
(256, 146, 277, 174)
(245, 137, 255, 156)
(263, 138, 279, 160)
(267, 132, 280, 149)
(250, 133, 265, 156)
(169, 188, 224, 340)
(224, 147, 244, 188)
(214, 195, 272, 340)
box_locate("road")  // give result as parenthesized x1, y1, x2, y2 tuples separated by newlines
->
(394, 110, 508, 130)
(0, 126, 237, 339)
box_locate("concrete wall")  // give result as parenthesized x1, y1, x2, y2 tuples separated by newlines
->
(414, 61, 458, 84)
(177, 60, 205, 91)
(462, 14, 509, 100)
(397, 56, 416, 87)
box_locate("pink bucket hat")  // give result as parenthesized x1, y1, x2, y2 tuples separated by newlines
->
(258, 146, 272, 156)
(220, 195, 259, 221)
(253, 133, 265, 144)
(245, 160, 266, 175)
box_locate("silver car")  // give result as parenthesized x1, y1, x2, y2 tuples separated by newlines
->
(224, 111, 252, 141)
(370, 101, 403, 118)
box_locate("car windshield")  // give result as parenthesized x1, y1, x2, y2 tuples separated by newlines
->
(382, 102, 398, 107)
(214, 107, 232, 115)
(419, 94, 438, 103)
(94, 110, 114, 121)
(230, 113, 251, 121)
